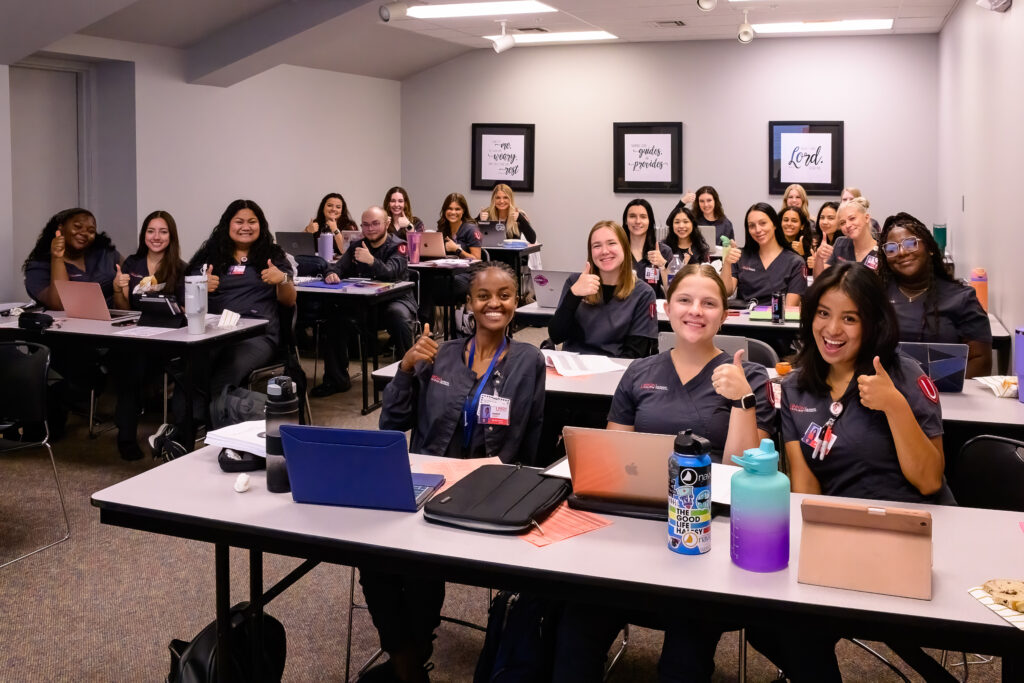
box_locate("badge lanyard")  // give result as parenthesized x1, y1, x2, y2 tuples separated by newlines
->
(812, 399, 845, 461)
(462, 337, 507, 447)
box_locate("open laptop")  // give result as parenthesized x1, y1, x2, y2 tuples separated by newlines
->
(339, 230, 363, 254)
(279, 425, 444, 511)
(476, 220, 508, 247)
(275, 231, 316, 256)
(531, 270, 572, 309)
(417, 231, 447, 259)
(54, 280, 137, 321)
(897, 341, 969, 392)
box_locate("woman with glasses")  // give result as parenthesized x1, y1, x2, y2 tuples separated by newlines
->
(878, 212, 991, 377)
(816, 197, 880, 272)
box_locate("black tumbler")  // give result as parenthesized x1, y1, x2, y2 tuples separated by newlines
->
(265, 376, 298, 493)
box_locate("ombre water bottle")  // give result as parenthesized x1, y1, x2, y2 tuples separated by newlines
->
(730, 439, 790, 572)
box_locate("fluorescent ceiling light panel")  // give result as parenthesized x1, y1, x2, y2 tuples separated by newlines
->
(752, 19, 894, 34)
(407, 1, 556, 19)
(483, 30, 618, 43)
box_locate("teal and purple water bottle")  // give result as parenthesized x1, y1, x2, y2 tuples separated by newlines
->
(730, 439, 790, 572)
(668, 430, 712, 555)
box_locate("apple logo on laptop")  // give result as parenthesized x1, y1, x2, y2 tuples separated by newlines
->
(625, 462, 639, 476)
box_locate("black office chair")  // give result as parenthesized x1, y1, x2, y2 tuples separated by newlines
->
(950, 434, 1024, 512)
(247, 306, 312, 425)
(0, 342, 71, 568)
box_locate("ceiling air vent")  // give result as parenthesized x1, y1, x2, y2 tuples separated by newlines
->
(514, 26, 549, 33)
(651, 20, 687, 28)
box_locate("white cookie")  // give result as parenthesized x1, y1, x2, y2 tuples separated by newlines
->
(983, 579, 1024, 612)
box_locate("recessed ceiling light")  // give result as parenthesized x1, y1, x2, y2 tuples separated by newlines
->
(407, 1, 557, 19)
(482, 30, 618, 44)
(752, 19, 894, 34)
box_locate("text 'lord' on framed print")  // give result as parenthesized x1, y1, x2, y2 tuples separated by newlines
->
(613, 122, 683, 194)
(471, 123, 535, 192)
(768, 121, 845, 196)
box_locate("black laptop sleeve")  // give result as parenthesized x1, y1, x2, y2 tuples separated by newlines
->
(423, 464, 569, 534)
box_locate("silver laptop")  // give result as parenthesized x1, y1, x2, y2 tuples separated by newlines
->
(698, 224, 718, 248)
(564, 426, 675, 506)
(531, 270, 572, 309)
(339, 230, 363, 254)
(54, 280, 137, 321)
(477, 220, 508, 247)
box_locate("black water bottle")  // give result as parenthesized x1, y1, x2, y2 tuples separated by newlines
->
(265, 376, 298, 493)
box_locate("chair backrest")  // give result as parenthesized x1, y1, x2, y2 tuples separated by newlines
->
(657, 331, 675, 352)
(745, 338, 780, 367)
(0, 342, 50, 424)
(951, 435, 1024, 512)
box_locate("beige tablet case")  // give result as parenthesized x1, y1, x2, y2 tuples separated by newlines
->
(798, 498, 933, 600)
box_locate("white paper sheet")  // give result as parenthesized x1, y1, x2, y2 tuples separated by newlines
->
(542, 350, 626, 377)
(113, 326, 174, 338)
(204, 420, 267, 457)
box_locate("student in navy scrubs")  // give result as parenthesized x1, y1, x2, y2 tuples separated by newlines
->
(549, 220, 659, 358)
(841, 186, 882, 236)
(659, 205, 711, 268)
(693, 185, 735, 243)
(23, 207, 120, 309)
(311, 206, 417, 397)
(721, 203, 807, 306)
(477, 183, 536, 242)
(417, 192, 481, 328)
(781, 261, 957, 681)
(164, 200, 295, 448)
(367, 261, 545, 682)
(816, 197, 880, 272)
(623, 198, 672, 297)
(814, 201, 841, 251)
(780, 205, 816, 270)
(383, 186, 425, 239)
(109, 210, 186, 460)
(878, 212, 991, 377)
(303, 192, 358, 257)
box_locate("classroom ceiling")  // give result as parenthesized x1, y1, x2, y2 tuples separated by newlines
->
(66, 0, 960, 82)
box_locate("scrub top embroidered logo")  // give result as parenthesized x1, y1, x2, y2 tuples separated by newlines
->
(398, 243, 407, 254)
(917, 375, 939, 404)
(788, 403, 817, 413)
(430, 375, 450, 387)
(649, 302, 656, 319)
(741, 265, 756, 272)
(639, 383, 668, 391)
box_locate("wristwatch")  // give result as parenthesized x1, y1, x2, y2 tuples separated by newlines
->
(278, 272, 291, 285)
(732, 393, 756, 410)
(331, 229, 340, 235)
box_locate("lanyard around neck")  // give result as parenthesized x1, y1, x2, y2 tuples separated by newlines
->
(462, 337, 508, 447)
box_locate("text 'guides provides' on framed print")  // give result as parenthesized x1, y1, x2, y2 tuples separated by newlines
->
(613, 122, 682, 194)
(471, 123, 535, 192)
(768, 121, 844, 196)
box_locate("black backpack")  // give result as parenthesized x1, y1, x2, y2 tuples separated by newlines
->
(167, 602, 286, 683)
(473, 592, 561, 683)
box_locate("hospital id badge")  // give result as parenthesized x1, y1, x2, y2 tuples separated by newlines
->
(229, 264, 246, 275)
(478, 394, 510, 426)
(645, 267, 658, 283)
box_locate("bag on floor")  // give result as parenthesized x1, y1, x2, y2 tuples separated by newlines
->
(166, 602, 286, 683)
(473, 591, 560, 683)
(209, 385, 267, 430)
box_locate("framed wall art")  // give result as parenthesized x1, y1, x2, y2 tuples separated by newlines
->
(471, 123, 535, 192)
(613, 122, 682, 193)
(768, 121, 844, 196)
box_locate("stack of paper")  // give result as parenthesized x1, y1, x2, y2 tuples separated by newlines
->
(542, 350, 627, 377)
(205, 420, 267, 457)
(974, 376, 1019, 398)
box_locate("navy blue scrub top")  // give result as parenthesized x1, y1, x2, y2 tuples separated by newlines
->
(447, 222, 482, 252)
(608, 350, 775, 462)
(121, 253, 187, 308)
(379, 339, 546, 463)
(827, 236, 880, 271)
(733, 249, 808, 305)
(780, 354, 955, 504)
(24, 246, 120, 307)
(190, 253, 293, 346)
(632, 242, 673, 298)
(886, 279, 991, 345)
(556, 275, 659, 357)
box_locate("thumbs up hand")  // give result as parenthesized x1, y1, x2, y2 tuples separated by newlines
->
(114, 263, 131, 291)
(51, 229, 65, 258)
(711, 349, 753, 401)
(724, 240, 741, 265)
(206, 265, 221, 293)
(570, 262, 601, 298)
(261, 259, 288, 285)
(858, 356, 901, 412)
(400, 323, 440, 372)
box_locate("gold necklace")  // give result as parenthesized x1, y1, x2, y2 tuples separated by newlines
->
(898, 285, 929, 302)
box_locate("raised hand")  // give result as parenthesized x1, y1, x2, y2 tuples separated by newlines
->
(326, 218, 338, 233)
(711, 350, 752, 401)
(114, 263, 131, 291)
(305, 219, 319, 234)
(206, 264, 220, 293)
(479, 210, 490, 221)
(816, 241, 834, 266)
(395, 215, 410, 230)
(51, 229, 65, 259)
(647, 249, 667, 269)
(570, 262, 601, 298)
(858, 356, 901, 413)
(681, 191, 696, 205)
(724, 240, 741, 265)
(399, 323, 439, 372)
(261, 259, 288, 285)
(354, 241, 374, 265)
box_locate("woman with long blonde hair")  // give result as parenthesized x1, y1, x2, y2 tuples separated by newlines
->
(478, 183, 536, 242)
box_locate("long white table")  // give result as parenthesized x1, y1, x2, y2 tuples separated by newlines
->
(91, 447, 1024, 681)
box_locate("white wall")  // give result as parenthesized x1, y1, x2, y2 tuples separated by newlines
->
(37, 34, 401, 260)
(401, 35, 939, 272)
(938, 2, 1022, 344)
(0, 66, 15, 301)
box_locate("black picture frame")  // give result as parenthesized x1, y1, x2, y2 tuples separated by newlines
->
(768, 121, 845, 196)
(471, 123, 535, 192)
(613, 122, 682, 194)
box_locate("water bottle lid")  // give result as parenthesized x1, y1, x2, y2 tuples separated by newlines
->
(268, 375, 295, 399)
(674, 429, 710, 455)
(970, 268, 987, 279)
(731, 438, 779, 474)
(721, 236, 731, 246)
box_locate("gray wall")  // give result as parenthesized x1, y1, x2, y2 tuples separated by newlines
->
(401, 35, 939, 271)
(0, 66, 14, 301)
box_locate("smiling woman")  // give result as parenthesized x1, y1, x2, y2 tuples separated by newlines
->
(721, 203, 807, 306)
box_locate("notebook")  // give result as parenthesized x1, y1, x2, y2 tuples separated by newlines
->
(531, 270, 572, 309)
(897, 342, 969, 392)
(275, 231, 317, 256)
(476, 220, 508, 247)
(53, 280, 137, 321)
(279, 425, 445, 511)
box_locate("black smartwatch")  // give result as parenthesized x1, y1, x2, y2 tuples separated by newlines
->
(732, 393, 756, 410)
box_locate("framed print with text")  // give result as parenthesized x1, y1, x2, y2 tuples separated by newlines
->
(768, 121, 844, 196)
(471, 123, 535, 192)
(613, 122, 682, 193)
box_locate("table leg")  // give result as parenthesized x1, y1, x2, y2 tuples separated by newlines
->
(445, 272, 455, 341)
(359, 305, 371, 414)
(215, 543, 231, 683)
(1004, 650, 1022, 683)
(369, 301, 381, 412)
(250, 549, 263, 683)
(181, 353, 196, 448)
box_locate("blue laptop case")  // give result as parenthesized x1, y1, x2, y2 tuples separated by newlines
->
(897, 342, 969, 393)
(279, 425, 442, 511)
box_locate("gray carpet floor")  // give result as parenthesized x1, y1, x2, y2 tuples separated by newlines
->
(0, 328, 1001, 682)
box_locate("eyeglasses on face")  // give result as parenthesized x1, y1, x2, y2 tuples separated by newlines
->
(882, 237, 921, 257)
(361, 220, 385, 230)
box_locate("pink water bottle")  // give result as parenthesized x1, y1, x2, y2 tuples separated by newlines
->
(969, 268, 988, 312)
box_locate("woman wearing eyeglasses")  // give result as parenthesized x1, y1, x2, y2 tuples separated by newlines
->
(815, 198, 880, 272)
(878, 213, 991, 377)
